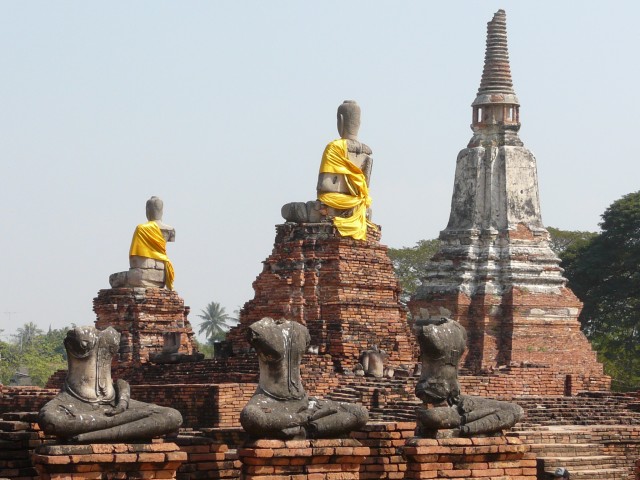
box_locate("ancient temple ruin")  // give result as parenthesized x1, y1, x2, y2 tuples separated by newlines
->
(408, 9, 608, 393)
(1, 9, 639, 480)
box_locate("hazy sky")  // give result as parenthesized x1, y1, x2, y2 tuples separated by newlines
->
(2, 1, 639, 341)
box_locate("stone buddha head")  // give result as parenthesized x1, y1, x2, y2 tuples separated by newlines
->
(337, 100, 361, 140)
(145, 196, 164, 222)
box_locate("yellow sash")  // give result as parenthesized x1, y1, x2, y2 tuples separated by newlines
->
(317, 139, 373, 240)
(129, 221, 175, 290)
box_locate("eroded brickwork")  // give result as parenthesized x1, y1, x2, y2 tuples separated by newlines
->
(403, 436, 537, 480)
(238, 438, 369, 480)
(33, 442, 186, 480)
(226, 223, 416, 373)
(93, 287, 198, 366)
(410, 282, 608, 390)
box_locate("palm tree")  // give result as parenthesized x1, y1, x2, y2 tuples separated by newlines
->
(197, 302, 233, 344)
(14, 322, 43, 351)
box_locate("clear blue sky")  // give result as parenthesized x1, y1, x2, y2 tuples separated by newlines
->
(2, 1, 639, 340)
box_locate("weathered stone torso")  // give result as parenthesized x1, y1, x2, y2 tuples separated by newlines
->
(64, 327, 118, 404)
(251, 318, 308, 400)
(415, 319, 466, 404)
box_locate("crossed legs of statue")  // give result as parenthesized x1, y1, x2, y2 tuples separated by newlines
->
(416, 395, 524, 436)
(241, 393, 368, 440)
(39, 393, 182, 442)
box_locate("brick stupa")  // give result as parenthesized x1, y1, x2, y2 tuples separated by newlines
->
(226, 223, 415, 374)
(93, 288, 198, 367)
(408, 10, 608, 392)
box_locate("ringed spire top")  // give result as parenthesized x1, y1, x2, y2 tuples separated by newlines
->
(473, 9, 519, 107)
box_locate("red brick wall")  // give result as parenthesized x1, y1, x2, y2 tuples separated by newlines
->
(409, 287, 610, 391)
(226, 223, 417, 373)
(0, 386, 56, 414)
(130, 383, 256, 429)
(93, 287, 198, 366)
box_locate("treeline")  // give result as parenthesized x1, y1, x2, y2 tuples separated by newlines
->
(0, 323, 68, 387)
(388, 190, 640, 391)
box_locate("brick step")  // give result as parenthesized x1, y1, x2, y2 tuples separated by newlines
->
(541, 468, 626, 479)
(529, 443, 604, 456)
(538, 455, 618, 469)
(326, 394, 356, 401)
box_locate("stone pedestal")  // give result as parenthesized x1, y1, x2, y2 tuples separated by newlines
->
(226, 223, 416, 373)
(33, 443, 187, 480)
(238, 438, 368, 480)
(93, 287, 198, 367)
(402, 436, 536, 479)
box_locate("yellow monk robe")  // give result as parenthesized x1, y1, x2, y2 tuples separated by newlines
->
(129, 221, 175, 290)
(317, 138, 374, 240)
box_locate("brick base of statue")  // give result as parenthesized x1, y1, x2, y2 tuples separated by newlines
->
(226, 222, 416, 373)
(238, 438, 369, 480)
(93, 287, 199, 367)
(175, 435, 241, 480)
(33, 442, 187, 480)
(402, 436, 537, 480)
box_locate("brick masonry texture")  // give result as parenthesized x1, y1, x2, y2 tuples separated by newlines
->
(33, 442, 186, 480)
(93, 287, 198, 367)
(402, 436, 537, 480)
(225, 223, 417, 373)
(409, 286, 610, 393)
(238, 438, 369, 480)
(2, 414, 640, 480)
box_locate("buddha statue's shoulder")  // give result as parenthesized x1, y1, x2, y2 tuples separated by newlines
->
(153, 220, 176, 243)
(346, 139, 372, 156)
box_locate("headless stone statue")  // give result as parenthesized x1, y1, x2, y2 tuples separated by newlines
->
(414, 317, 523, 437)
(240, 317, 368, 439)
(38, 326, 182, 442)
(281, 100, 373, 234)
(109, 196, 176, 290)
(355, 345, 391, 378)
(149, 332, 204, 364)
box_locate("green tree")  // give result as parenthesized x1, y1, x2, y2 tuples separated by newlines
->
(561, 191, 640, 391)
(0, 325, 69, 386)
(197, 302, 234, 345)
(547, 227, 597, 255)
(388, 239, 441, 304)
(14, 322, 43, 351)
(192, 338, 215, 359)
(0, 340, 20, 384)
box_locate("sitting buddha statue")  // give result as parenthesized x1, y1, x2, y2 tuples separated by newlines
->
(413, 317, 524, 437)
(38, 326, 182, 442)
(109, 196, 175, 290)
(240, 317, 369, 439)
(281, 100, 374, 240)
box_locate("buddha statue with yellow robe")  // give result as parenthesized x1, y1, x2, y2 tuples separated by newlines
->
(109, 196, 175, 290)
(281, 100, 374, 240)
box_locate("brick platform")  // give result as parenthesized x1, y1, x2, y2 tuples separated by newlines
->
(226, 223, 416, 373)
(0, 411, 54, 480)
(174, 435, 240, 480)
(93, 287, 198, 367)
(402, 436, 537, 479)
(33, 442, 187, 480)
(352, 422, 415, 480)
(238, 438, 369, 480)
